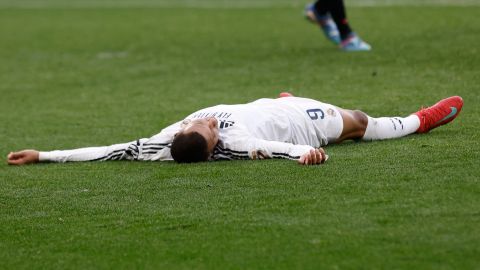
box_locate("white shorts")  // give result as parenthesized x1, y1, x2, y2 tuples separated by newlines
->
(310, 101, 344, 144)
(274, 97, 344, 145)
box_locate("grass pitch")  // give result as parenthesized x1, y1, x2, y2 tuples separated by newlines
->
(0, 1, 479, 269)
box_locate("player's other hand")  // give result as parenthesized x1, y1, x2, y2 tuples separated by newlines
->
(7, 150, 40, 165)
(298, 148, 327, 165)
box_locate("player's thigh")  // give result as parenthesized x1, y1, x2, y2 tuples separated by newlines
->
(337, 109, 368, 142)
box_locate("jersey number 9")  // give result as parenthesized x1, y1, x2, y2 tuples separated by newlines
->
(306, 109, 325, 120)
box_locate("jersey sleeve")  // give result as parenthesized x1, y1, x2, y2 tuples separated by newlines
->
(214, 136, 314, 161)
(38, 140, 146, 163)
(38, 121, 181, 163)
(246, 138, 314, 160)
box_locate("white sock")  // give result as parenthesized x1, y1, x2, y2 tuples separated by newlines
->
(362, 115, 420, 141)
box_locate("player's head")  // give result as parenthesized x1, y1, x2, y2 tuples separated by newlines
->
(171, 117, 219, 163)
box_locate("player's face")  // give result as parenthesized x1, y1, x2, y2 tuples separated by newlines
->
(182, 117, 219, 154)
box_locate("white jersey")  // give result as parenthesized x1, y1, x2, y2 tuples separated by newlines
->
(39, 97, 343, 163)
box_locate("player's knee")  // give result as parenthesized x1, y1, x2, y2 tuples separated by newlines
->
(352, 110, 368, 131)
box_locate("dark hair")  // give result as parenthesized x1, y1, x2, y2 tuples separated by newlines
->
(171, 131, 210, 163)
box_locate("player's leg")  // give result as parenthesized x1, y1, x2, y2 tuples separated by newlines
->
(335, 96, 463, 143)
(305, 1, 341, 44)
(323, 0, 352, 41)
(277, 92, 414, 142)
(321, 0, 371, 51)
(336, 109, 368, 142)
(313, 0, 329, 16)
(336, 109, 420, 142)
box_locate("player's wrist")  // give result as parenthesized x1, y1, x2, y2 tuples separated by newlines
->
(37, 151, 49, 162)
(33, 150, 40, 162)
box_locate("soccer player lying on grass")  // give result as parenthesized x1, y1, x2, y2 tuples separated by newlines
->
(7, 94, 463, 166)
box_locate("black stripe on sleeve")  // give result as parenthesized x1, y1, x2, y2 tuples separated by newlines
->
(109, 152, 125, 161)
(272, 152, 300, 160)
(215, 145, 248, 155)
(90, 149, 126, 161)
(143, 142, 170, 146)
(213, 147, 250, 160)
(127, 145, 139, 155)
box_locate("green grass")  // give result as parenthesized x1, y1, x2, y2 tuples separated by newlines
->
(1, 2, 479, 269)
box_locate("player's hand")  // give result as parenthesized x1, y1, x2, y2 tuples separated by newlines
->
(7, 150, 40, 165)
(298, 148, 327, 166)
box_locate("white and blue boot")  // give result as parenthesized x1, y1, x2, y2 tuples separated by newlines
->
(340, 32, 371, 51)
(304, 3, 341, 45)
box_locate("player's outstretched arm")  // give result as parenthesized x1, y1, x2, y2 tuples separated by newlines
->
(222, 137, 328, 166)
(7, 140, 161, 165)
(7, 150, 39, 165)
(6, 122, 182, 165)
(8, 126, 178, 166)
